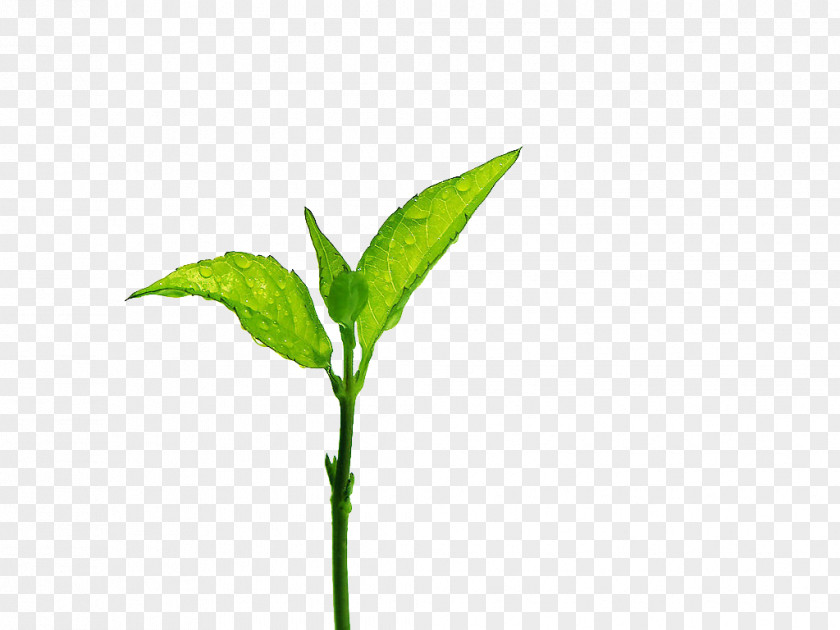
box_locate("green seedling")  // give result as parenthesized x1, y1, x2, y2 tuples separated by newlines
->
(128, 148, 521, 629)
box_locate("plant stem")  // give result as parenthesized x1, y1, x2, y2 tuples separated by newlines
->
(331, 326, 357, 630)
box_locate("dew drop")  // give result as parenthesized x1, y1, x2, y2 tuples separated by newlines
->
(441, 187, 453, 200)
(198, 262, 213, 278)
(404, 203, 431, 220)
(232, 254, 252, 269)
(404, 233, 416, 245)
(456, 175, 472, 192)
(278, 275, 288, 289)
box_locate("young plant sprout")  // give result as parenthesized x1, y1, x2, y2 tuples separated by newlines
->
(128, 148, 521, 629)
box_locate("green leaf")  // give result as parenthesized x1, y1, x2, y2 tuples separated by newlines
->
(326, 271, 369, 328)
(355, 148, 521, 354)
(127, 251, 333, 369)
(304, 207, 351, 306)
(325, 453, 337, 486)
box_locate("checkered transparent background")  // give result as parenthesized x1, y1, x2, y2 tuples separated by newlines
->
(2, 1, 839, 628)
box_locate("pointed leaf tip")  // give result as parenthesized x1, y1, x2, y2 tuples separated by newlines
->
(125, 288, 152, 301)
(304, 207, 352, 306)
(356, 149, 521, 354)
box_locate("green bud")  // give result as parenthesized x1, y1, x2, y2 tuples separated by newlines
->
(326, 271, 369, 328)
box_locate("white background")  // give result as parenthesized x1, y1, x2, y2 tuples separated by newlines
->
(2, 1, 839, 628)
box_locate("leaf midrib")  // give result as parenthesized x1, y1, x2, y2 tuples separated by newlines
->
(372, 175, 489, 336)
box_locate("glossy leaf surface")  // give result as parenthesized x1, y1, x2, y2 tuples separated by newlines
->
(127, 251, 333, 368)
(304, 207, 351, 305)
(355, 148, 521, 354)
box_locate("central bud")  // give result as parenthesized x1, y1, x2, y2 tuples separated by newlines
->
(326, 271, 369, 328)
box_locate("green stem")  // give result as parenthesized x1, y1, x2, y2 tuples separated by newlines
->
(330, 326, 357, 630)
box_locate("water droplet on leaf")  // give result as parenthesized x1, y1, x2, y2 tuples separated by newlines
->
(404, 233, 416, 245)
(441, 187, 453, 200)
(232, 254, 252, 269)
(389, 239, 405, 256)
(198, 262, 213, 278)
(403, 203, 431, 220)
(456, 175, 472, 192)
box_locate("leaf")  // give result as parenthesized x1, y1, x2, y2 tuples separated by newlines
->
(325, 271, 369, 328)
(325, 453, 337, 486)
(355, 148, 521, 354)
(304, 207, 351, 305)
(127, 251, 333, 369)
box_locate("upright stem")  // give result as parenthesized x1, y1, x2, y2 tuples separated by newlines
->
(330, 326, 357, 630)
